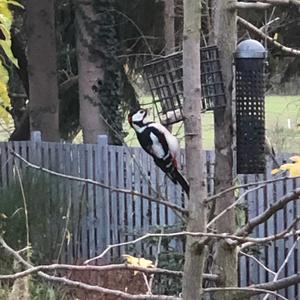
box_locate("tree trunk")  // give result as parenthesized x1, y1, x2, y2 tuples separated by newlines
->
(26, 0, 60, 141)
(211, 1, 238, 299)
(75, 0, 110, 144)
(164, 0, 175, 55)
(182, 1, 207, 300)
(164, 0, 175, 133)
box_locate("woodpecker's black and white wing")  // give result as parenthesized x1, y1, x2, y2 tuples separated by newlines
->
(129, 109, 189, 196)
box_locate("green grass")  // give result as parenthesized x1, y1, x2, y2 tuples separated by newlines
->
(1, 95, 300, 152)
(125, 95, 300, 152)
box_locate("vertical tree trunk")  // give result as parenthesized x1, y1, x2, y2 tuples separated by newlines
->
(211, 1, 238, 299)
(26, 0, 60, 141)
(75, 0, 110, 144)
(164, 0, 175, 55)
(182, 1, 206, 300)
(164, 0, 175, 133)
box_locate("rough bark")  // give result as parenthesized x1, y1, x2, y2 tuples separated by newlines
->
(164, 0, 175, 55)
(164, 0, 175, 133)
(26, 0, 60, 141)
(182, 1, 207, 300)
(211, 1, 238, 299)
(75, 0, 110, 144)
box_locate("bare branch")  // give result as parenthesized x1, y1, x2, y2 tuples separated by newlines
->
(207, 185, 264, 228)
(205, 175, 299, 203)
(259, 0, 300, 5)
(236, 187, 300, 236)
(237, 16, 300, 56)
(203, 287, 288, 300)
(0, 264, 184, 281)
(10, 149, 187, 215)
(230, 0, 300, 10)
(239, 251, 276, 276)
(148, 230, 163, 292)
(239, 217, 300, 249)
(253, 273, 300, 293)
(0, 237, 180, 300)
(84, 229, 300, 265)
(231, 2, 272, 9)
(263, 237, 300, 300)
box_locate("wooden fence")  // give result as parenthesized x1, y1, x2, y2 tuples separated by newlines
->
(0, 132, 300, 299)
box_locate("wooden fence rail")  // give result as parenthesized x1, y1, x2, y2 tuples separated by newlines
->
(0, 132, 299, 299)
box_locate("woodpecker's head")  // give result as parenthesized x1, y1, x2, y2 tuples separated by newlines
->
(128, 108, 148, 127)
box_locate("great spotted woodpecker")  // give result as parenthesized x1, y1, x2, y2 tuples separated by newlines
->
(128, 108, 189, 196)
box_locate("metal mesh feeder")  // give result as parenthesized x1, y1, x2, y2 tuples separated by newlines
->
(235, 39, 267, 174)
(143, 45, 226, 126)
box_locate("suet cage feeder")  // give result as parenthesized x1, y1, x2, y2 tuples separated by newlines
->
(143, 45, 226, 126)
(235, 39, 267, 174)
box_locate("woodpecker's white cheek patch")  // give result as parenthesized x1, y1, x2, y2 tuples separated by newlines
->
(150, 132, 165, 159)
(132, 123, 146, 133)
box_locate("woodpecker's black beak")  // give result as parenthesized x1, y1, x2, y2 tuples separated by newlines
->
(144, 109, 148, 117)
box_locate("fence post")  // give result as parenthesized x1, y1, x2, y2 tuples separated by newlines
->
(30, 131, 42, 165)
(96, 135, 110, 261)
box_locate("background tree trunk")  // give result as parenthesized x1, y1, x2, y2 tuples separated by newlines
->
(164, 0, 175, 55)
(26, 0, 60, 141)
(164, 0, 175, 133)
(182, 1, 207, 300)
(211, 1, 238, 299)
(75, 0, 111, 144)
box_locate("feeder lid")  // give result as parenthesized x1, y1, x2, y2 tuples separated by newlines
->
(235, 39, 267, 59)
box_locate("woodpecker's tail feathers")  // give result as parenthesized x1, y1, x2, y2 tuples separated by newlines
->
(174, 169, 189, 197)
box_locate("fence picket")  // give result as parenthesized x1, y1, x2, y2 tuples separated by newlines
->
(1, 135, 300, 293)
(95, 136, 109, 260)
(78, 144, 88, 259)
(116, 146, 125, 255)
(133, 147, 142, 254)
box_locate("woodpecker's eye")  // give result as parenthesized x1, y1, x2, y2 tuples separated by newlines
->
(139, 110, 144, 114)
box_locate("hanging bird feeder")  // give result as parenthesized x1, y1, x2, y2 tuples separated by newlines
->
(143, 46, 226, 126)
(235, 39, 267, 174)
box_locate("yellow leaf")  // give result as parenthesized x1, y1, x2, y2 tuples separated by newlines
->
(0, 60, 11, 124)
(123, 255, 154, 276)
(271, 168, 280, 175)
(0, 1, 20, 67)
(272, 156, 300, 177)
(6, 0, 24, 9)
(289, 156, 300, 163)
(0, 40, 18, 67)
(0, 4, 12, 27)
(122, 254, 154, 268)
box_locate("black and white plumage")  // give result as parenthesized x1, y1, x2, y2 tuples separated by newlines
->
(128, 108, 189, 196)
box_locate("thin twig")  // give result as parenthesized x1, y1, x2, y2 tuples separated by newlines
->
(15, 165, 31, 262)
(237, 16, 300, 56)
(148, 229, 163, 293)
(263, 237, 300, 300)
(10, 149, 187, 215)
(240, 251, 276, 276)
(205, 174, 299, 203)
(0, 237, 181, 300)
(0, 263, 185, 281)
(207, 185, 264, 228)
(203, 287, 288, 300)
(240, 218, 300, 249)
(56, 194, 72, 263)
(84, 229, 300, 265)
(236, 187, 300, 236)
